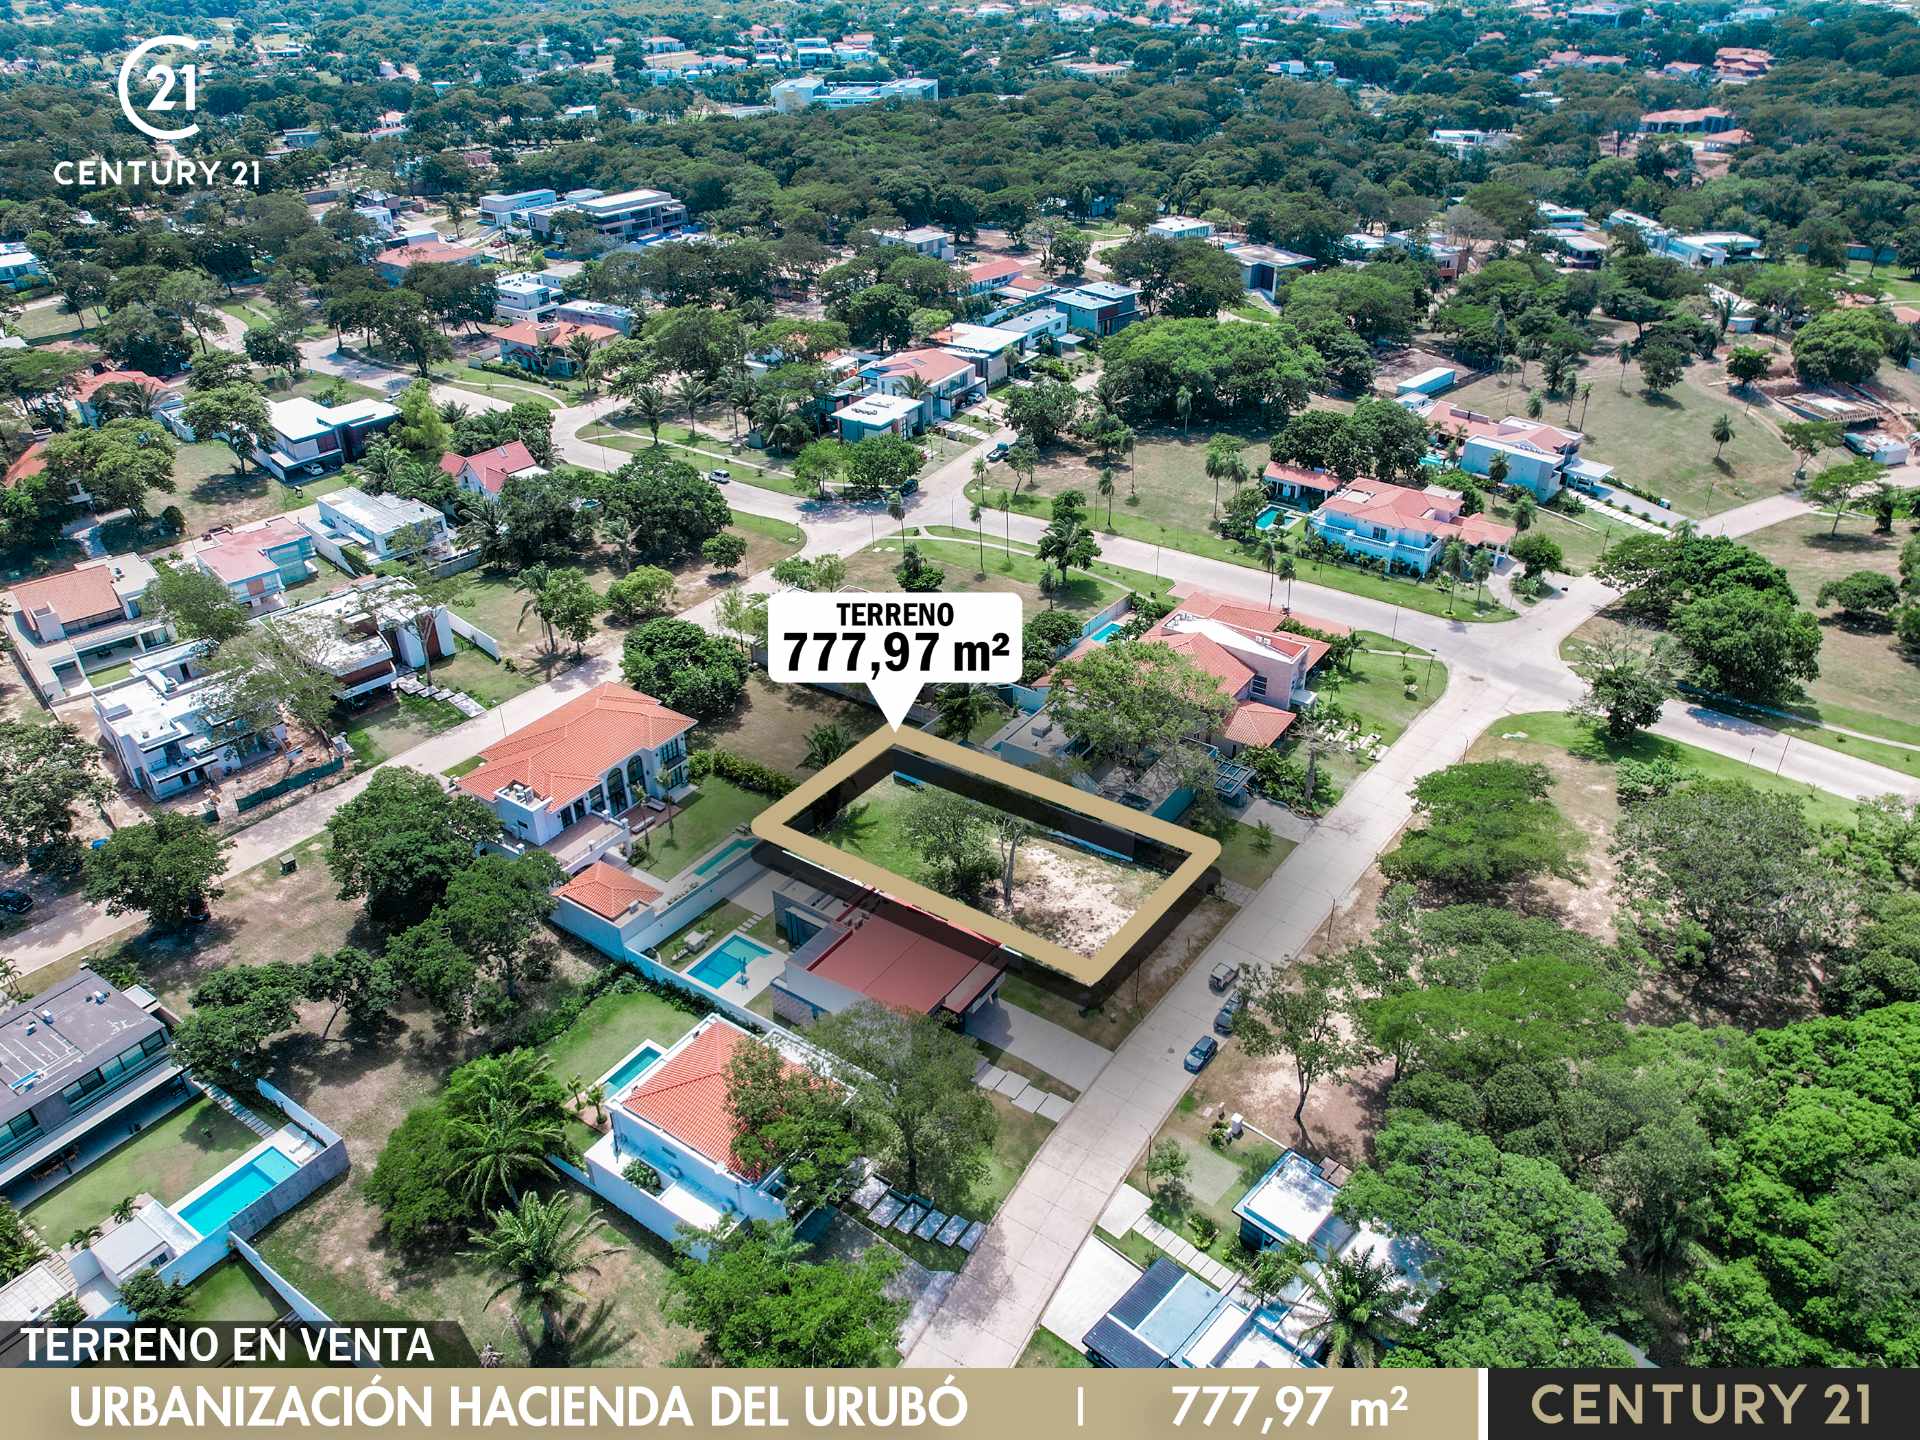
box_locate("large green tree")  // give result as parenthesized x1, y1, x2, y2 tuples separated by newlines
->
(324, 768, 500, 928)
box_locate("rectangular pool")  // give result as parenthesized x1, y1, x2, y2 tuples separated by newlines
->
(176, 1147, 299, 1237)
(1088, 620, 1126, 644)
(694, 836, 757, 875)
(688, 934, 772, 988)
(601, 1041, 666, 1092)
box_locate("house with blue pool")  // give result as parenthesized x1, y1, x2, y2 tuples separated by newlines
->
(567, 1015, 831, 1248)
(1310, 480, 1515, 576)
(1082, 1256, 1321, 1368)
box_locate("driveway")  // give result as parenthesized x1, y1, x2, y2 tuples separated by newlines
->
(1037, 1234, 1143, 1350)
(966, 998, 1113, 1093)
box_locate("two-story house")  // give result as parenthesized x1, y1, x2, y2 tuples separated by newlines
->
(1310, 480, 1515, 576)
(254, 395, 399, 481)
(574, 1015, 828, 1246)
(0, 241, 45, 290)
(932, 322, 1024, 385)
(93, 651, 288, 798)
(479, 188, 559, 227)
(857, 348, 982, 424)
(1050, 281, 1141, 337)
(524, 188, 689, 245)
(438, 440, 545, 498)
(493, 270, 567, 322)
(184, 516, 318, 612)
(494, 318, 619, 377)
(961, 256, 1026, 297)
(457, 682, 697, 873)
(873, 226, 955, 261)
(71, 369, 176, 429)
(1262, 461, 1343, 513)
(0, 971, 183, 1201)
(4, 554, 170, 702)
(1419, 402, 1614, 500)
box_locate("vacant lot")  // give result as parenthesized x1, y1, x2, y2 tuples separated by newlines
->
(1441, 362, 1797, 520)
(850, 535, 1126, 619)
(698, 673, 884, 777)
(823, 778, 1166, 957)
(164, 443, 353, 539)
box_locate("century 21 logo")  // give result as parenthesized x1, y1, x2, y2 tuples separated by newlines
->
(118, 35, 201, 142)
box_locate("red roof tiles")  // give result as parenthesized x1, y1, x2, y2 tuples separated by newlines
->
(555, 860, 662, 920)
(456, 682, 695, 811)
(439, 440, 539, 495)
(623, 1021, 806, 1178)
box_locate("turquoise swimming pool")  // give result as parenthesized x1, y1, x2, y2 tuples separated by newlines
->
(602, 1041, 666, 1092)
(689, 934, 772, 988)
(1088, 620, 1126, 643)
(176, 1147, 299, 1236)
(695, 836, 757, 875)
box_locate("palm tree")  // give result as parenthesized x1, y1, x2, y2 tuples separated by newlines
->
(1578, 381, 1593, 428)
(1293, 705, 1340, 807)
(448, 1097, 569, 1210)
(1470, 549, 1494, 610)
(1617, 339, 1633, 390)
(564, 330, 599, 380)
(1204, 435, 1246, 523)
(936, 683, 994, 742)
(670, 374, 712, 439)
(727, 376, 759, 442)
(1711, 411, 1735, 461)
(1097, 464, 1116, 526)
(1439, 538, 1465, 613)
(887, 492, 907, 538)
(513, 563, 557, 652)
(1287, 1252, 1408, 1368)
(1175, 384, 1193, 435)
(631, 384, 667, 445)
(969, 498, 986, 572)
(1276, 553, 1297, 611)
(801, 723, 855, 769)
(469, 1192, 622, 1353)
(437, 399, 470, 424)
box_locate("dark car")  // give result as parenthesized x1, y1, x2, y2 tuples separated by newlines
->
(1214, 993, 1242, 1037)
(986, 441, 1009, 462)
(1184, 1036, 1219, 1073)
(0, 889, 32, 915)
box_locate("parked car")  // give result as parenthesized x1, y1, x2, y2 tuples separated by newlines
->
(1214, 993, 1242, 1037)
(0, 889, 32, 915)
(1208, 961, 1239, 993)
(986, 441, 1009, 462)
(706, 468, 731, 484)
(1184, 1036, 1219, 1073)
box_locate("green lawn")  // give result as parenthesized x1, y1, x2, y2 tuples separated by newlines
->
(24, 1097, 260, 1244)
(183, 1257, 287, 1324)
(578, 419, 805, 499)
(979, 1091, 1054, 1217)
(1829, 258, 1920, 305)
(858, 535, 1128, 619)
(13, 304, 88, 341)
(1200, 818, 1298, 890)
(628, 776, 767, 879)
(1440, 365, 1798, 520)
(1490, 710, 1866, 831)
(921, 525, 1175, 597)
(1485, 498, 1621, 577)
(539, 987, 702, 1084)
(1301, 643, 1449, 799)
(341, 692, 463, 766)
(443, 755, 484, 779)
(1019, 1327, 1093, 1367)
(426, 642, 539, 708)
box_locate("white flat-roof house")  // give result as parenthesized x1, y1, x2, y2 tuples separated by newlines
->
(524, 187, 689, 243)
(479, 188, 558, 226)
(1147, 215, 1213, 242)
(874, 226, 955, 260)
(494, 270, 568, 321)
(254, 396, 399, 481)
(309, 487, 450, 563)
(770, 74, 937, 110)
(92, 646, 288, 798)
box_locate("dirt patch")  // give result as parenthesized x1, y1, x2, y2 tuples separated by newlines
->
(977, 836, 1163, 957)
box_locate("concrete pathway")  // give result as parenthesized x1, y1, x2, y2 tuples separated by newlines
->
(1037, 1234, 1145, 1350)
(966, 998, 1114, 1093)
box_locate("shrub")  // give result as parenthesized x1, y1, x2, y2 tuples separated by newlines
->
(689, 746, 794, 798)
(1615, 757, 1688, 806)
(1189, 1213, 1220, 1247)
(622, 1158, 663, 1193)
(365, 1101, 470, 1250)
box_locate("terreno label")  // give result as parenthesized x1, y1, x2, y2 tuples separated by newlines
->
(768, 592, 1022, 729)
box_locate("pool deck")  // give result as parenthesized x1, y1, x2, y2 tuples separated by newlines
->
(685, 930, 783, 1006)
(167, 1124, 320, 1239)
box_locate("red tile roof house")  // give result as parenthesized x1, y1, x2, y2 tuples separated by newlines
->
(71, 369, 177, 429)
(1309, 479, 1515, 576)
(579, 1015, 832, 1247)
(1012, 589, 1349, 777)
(493, 318, 619, 378)
(4, 553, 170, 702)
(373, 238, 484, 284)
(1263, 460, 1343, 512)
(855, 347, 983, 427)
(961, 255, 1027, 297)
(766, 882, 1008, 1027)
(456, 682, 696, 873)
(437, 439, 545, 498)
